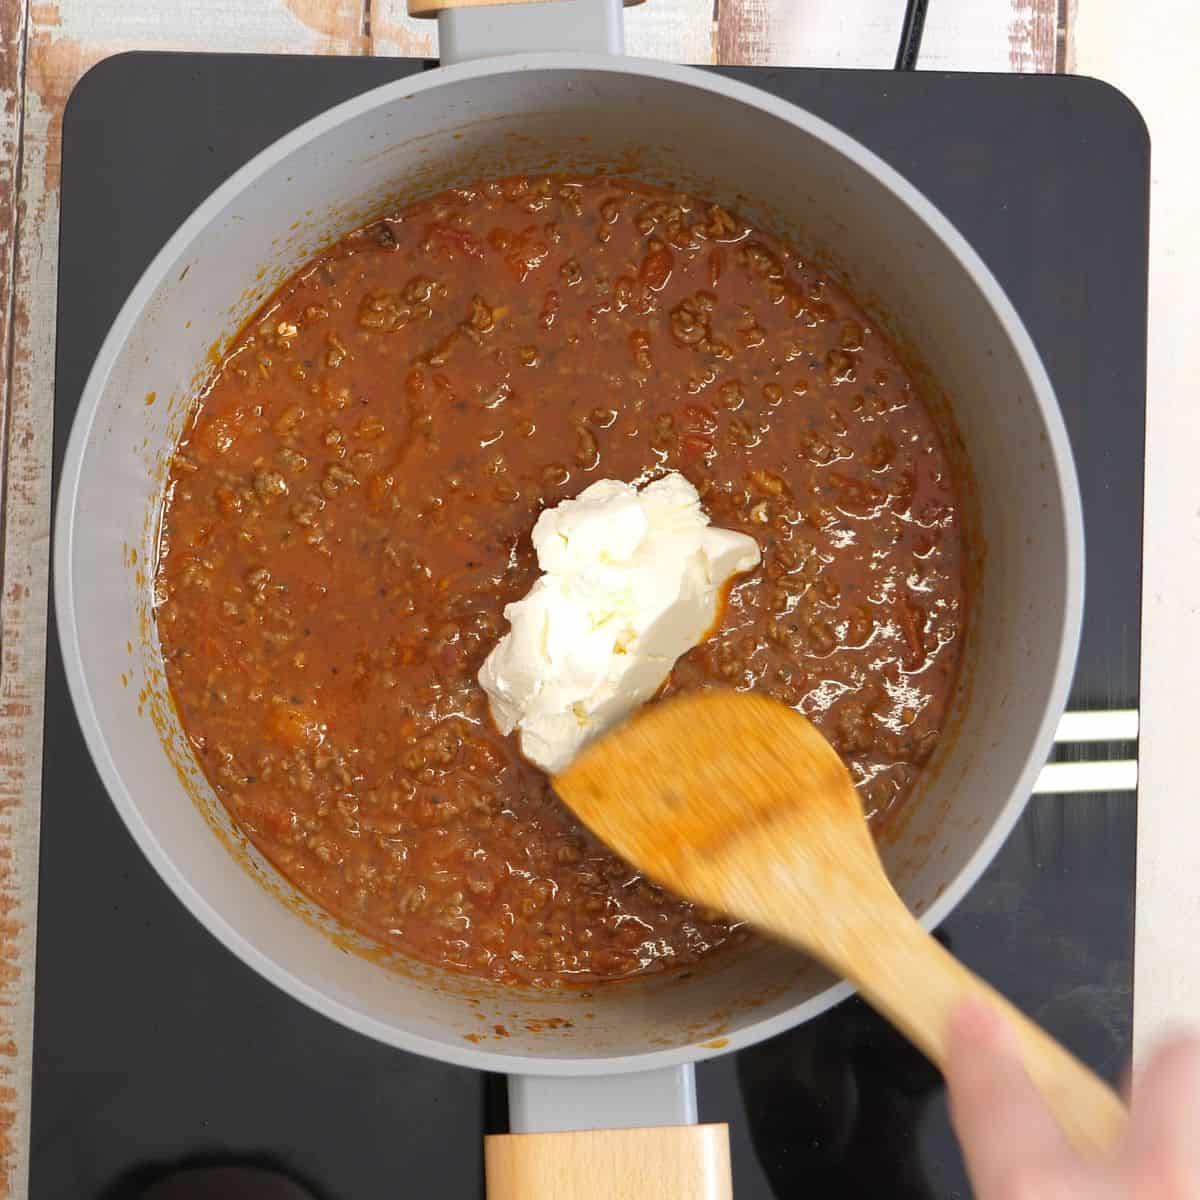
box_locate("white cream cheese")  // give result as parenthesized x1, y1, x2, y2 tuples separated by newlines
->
(478, 472, 761, 774)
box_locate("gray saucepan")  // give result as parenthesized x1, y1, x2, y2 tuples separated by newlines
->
(53, 0, 1082, 1189)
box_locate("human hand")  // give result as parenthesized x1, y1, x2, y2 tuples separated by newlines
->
(944, 1000, 1200, 1198)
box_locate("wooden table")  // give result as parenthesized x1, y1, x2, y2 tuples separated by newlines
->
(0, 0, 1090, 1193)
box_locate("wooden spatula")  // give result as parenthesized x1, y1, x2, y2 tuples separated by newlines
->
(554, 689, 1127, 1157)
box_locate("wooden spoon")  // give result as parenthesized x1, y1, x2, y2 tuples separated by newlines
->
(554, 689, 1127, 1157)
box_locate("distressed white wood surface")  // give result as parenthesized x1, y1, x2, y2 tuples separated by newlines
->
(717, 0, 1058, 70)
(373, 0, 1059, 68)
(0, 4, 31, 1187)
(0, 2, 1058, 1195)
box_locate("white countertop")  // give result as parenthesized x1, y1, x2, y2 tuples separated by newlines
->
(1072, 0, 1200, 1054)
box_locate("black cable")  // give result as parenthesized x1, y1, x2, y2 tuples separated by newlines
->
(894, 0, 929, 70)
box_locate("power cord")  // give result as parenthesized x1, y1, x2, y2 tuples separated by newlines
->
(894, 0, 929, 70)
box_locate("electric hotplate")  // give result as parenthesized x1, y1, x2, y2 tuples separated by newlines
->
(36, 53, 1147, 1198)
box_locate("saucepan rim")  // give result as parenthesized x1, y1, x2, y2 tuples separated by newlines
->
(53, 51, 1083, 1076)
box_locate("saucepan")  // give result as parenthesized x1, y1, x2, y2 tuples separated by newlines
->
(54, 0, 1083, 1192)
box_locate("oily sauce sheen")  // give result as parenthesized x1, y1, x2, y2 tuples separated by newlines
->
(156, 176, 966, 988)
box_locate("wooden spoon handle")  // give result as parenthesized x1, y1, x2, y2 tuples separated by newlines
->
(840, 902, 1126, 1157)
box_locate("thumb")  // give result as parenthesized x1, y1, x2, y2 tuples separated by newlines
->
(944, 1000, 1074, 1195)
(1122, 1034, 1200, 1197)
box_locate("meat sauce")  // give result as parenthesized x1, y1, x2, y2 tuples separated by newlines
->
(156, 175, 965, 988)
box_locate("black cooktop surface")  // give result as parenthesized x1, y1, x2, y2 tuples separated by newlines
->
(36, 54, 1147, 1198)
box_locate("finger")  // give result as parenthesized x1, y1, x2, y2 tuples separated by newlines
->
(944, 1000, 1075, 1194)
(1123, 1034, 1200, 1197)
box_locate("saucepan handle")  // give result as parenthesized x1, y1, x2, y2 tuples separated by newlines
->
(407, 0, 644, 63)
(486, 1066, 732, 1198)
(485, 1125, 732, 1199)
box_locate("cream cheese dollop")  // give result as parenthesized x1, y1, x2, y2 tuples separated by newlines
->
(477, 472, 761, 774)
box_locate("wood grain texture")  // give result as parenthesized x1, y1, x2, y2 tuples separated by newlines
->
(1061, 0, 1077, 72)
(0, 4, 31, 1193)
(0, 0, 35, 1190)
(368, 0, 437, 57)
(486, 1125, 733, 1200)
(1007, 0, 1059, 71)
(718, 0, 1060, 71)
